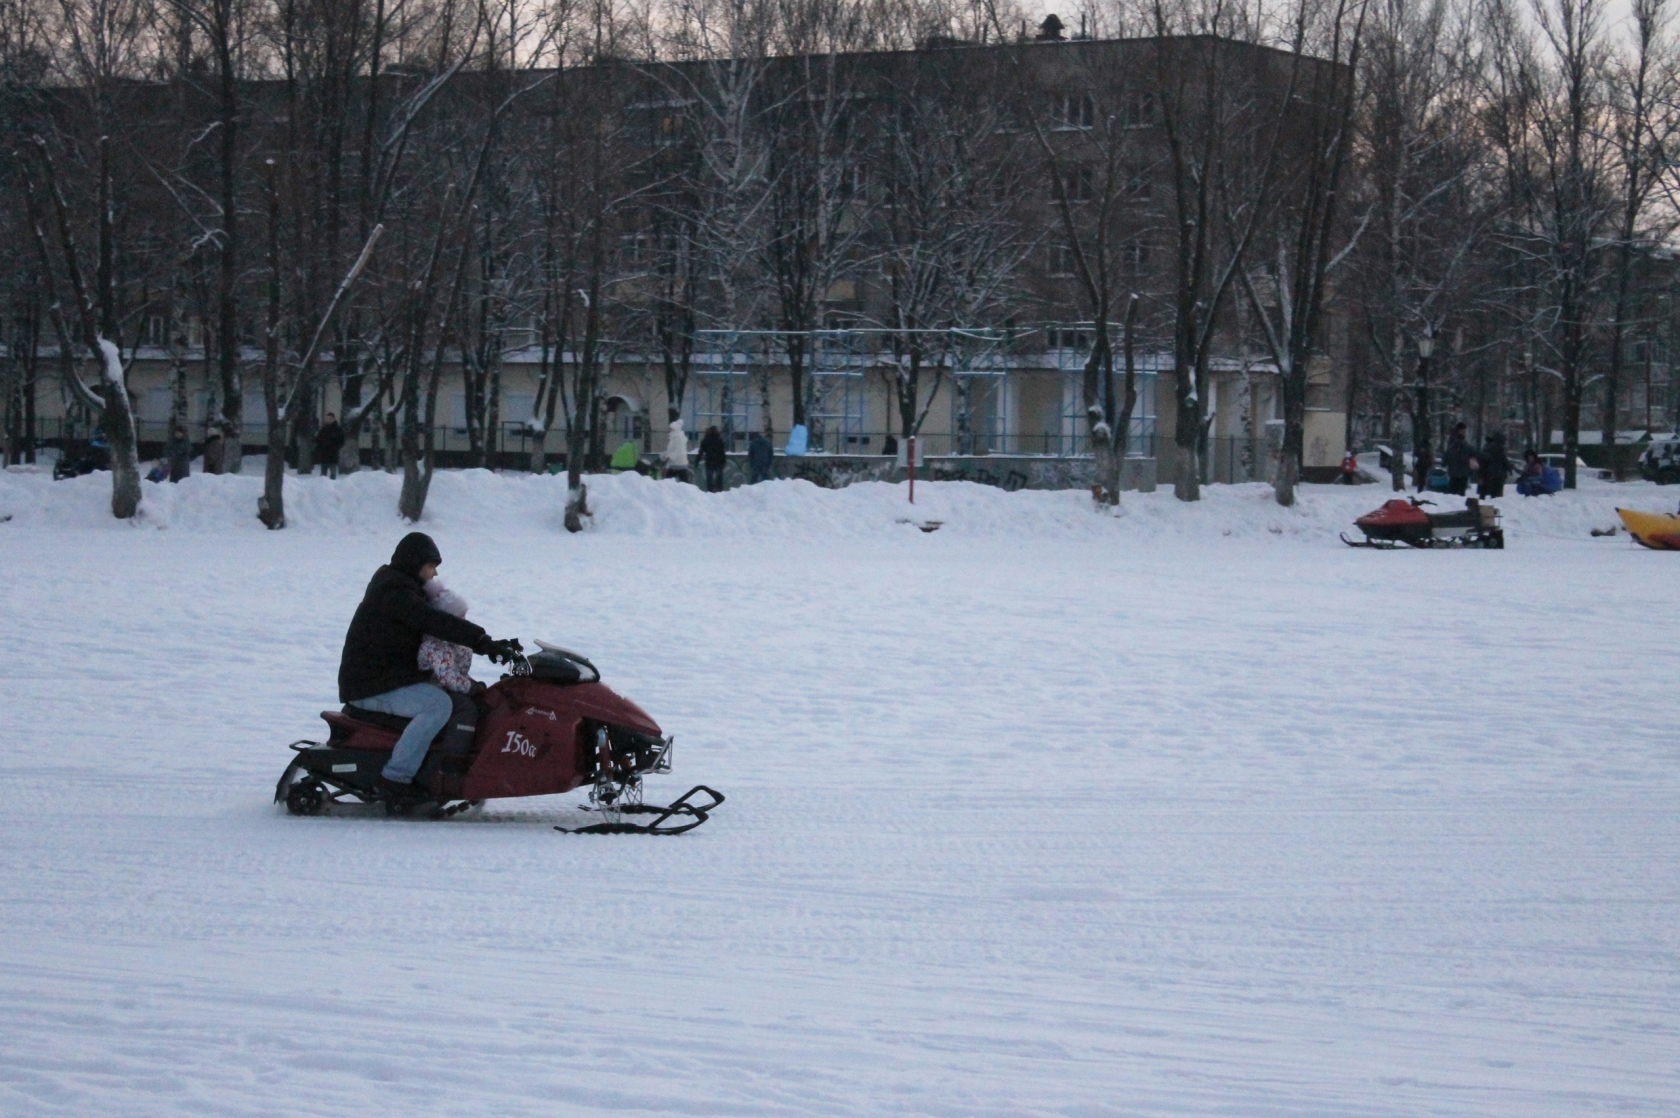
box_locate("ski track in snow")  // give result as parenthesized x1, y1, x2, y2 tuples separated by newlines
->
(0, 470, 1677, 1115)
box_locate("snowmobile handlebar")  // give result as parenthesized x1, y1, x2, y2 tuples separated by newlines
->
(483, 637, 525, 664)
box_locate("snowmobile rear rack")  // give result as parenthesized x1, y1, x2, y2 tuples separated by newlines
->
(555, 785, 725, 836)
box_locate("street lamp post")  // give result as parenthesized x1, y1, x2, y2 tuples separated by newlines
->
(1414, 330, 1435, 487)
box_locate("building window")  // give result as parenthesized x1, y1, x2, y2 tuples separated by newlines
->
(1048, 244, 1076, 277)
(1123, 239, 1149, 273)
(1121, 92, 1157, 128)
(1051, 92, 1095, 131)
(1126, 164, 1153, 200)
(635, 109, 683, 148)
(505, 314, 538, 350)
(1046, 326, 1091, 351)
(618, 233, 648, 269)
(1054, 165, 1094, 202)
(836, 163, 864, 200)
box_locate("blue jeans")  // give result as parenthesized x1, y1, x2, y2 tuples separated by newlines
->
(356, 682, 453, 783)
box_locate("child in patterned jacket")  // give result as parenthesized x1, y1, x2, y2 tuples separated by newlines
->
(418, 581, 481, 695)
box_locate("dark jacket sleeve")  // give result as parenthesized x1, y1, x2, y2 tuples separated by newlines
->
(375, 578, 488, 649)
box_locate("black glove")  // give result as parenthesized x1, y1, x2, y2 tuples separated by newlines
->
(481, 637, 524, 664)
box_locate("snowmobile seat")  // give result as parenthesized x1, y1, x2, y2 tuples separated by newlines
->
(1427, 508, 1479, 529)
(341, 705, 413, 732)
(327, 695, 479, 756)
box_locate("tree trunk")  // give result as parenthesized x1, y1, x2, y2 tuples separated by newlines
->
(1563, 370, 1583, 490)
(216, 3, 243, 475)
(398, 362, 426, 521)
(96, 344, 143, 519)
(1084, 325, 1120, 507)
(259, 411, 288, 528)
(1173, 376, 1201, 502)
(564, 403, 592, 532)
(1092, 431, 1122, 507)
(259, 166, 286, 529)
(787, 334, 808, 429)
(1273, 369, 1304, 506)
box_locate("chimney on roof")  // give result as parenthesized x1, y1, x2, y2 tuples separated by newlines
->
(1037, 14, 1066, 40)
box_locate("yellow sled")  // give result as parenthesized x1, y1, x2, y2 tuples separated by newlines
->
(1615, 507, 1680, 550)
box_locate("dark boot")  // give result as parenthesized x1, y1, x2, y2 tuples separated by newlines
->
(377, 776, 429, 804)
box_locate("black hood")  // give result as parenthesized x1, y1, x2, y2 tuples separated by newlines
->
(391, 532, 442, 577)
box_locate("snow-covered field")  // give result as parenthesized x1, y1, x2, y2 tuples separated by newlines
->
(1, 468, 1676, 1116)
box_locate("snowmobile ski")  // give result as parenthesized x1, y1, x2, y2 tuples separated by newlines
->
(555, 785, 725, 836)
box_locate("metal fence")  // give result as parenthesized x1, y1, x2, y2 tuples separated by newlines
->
(1205, 436, 1274, 486)
(9, 417, 1163, 464)
(13, 417, 558, 458)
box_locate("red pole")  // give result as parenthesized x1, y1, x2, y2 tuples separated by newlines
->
(908, 434, 916, 504)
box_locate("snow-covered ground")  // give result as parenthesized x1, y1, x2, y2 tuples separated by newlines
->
(1, 468, 1676, 1116)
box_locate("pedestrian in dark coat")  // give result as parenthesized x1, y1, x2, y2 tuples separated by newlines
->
(162, 425, 192, 482)
(699, 425, 728, 492)
(315, 413, 345, 479)
(1477, 431, 1509, 498)
(337, 532, 517, 797)
(747, 430, 773, 483)
(1412, 442, 1433, 492)
(202, 427, 225, 475)
(1441, 422, 1476, 496)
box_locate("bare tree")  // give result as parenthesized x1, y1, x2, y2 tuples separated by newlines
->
(1486, 0, 1616, 489)
(1599, 0, 1680, 469)
(1239, 0, 1367, 506)
(1354, 0, 1493, 492)
(873, 47, 1027, 448)
(18, 0, 155, 516)
(23, 137, 144, 517)
(1008, 30, 1160, 506)
(761, 8, 871, 435)
(1147, 13, 1293, 501)
(165, 0, 257, 473)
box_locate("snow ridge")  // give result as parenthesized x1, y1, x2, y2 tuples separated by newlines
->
(0, 463, 1668, 543)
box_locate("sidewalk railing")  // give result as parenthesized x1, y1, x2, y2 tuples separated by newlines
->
(9, 417, 1164, 463)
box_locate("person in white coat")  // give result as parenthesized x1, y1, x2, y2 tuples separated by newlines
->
(664, 419, 691, 481)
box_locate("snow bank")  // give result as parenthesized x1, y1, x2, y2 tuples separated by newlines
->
(1, 460, 1671, 543)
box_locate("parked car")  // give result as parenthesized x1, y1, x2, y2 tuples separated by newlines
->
(1641, 440, 1680, 484)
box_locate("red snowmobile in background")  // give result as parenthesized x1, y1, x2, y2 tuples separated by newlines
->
(1343, 497, 1505, 549)
(274, 642, 723, 835)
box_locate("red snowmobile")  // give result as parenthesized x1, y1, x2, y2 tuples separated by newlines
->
(273, 642, 724, 835)
(1343, 496, 1505, 549)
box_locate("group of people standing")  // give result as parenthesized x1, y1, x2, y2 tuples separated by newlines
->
(663, 420, 776, 492)
(147, 424, 226, 481)
(151, 409, 794, 494)
(146, 412, 345, 483)
(1425, 422, 1510, 499)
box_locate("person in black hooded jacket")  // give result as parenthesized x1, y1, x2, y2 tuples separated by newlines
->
(699, 425, 728, 492)
(339, 531, 520, 799)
